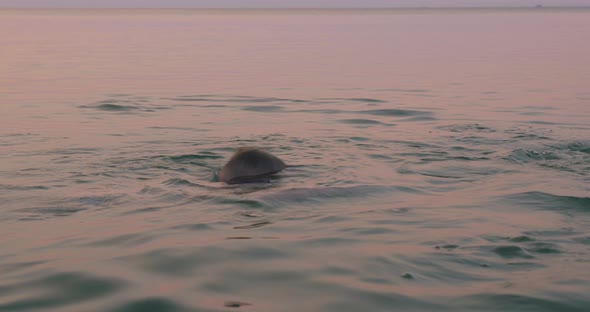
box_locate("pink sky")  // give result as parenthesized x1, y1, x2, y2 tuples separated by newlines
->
(0, 0, 589, 8)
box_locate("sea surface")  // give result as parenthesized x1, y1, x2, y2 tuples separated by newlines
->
(1, 8, 589, 312)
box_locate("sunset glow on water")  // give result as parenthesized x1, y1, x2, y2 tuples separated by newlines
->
(1, 8, 589, 312)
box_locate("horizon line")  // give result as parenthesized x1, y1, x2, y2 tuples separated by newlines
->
(2, 5, 590, 9)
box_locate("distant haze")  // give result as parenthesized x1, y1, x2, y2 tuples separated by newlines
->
(1, 0, 589, 8)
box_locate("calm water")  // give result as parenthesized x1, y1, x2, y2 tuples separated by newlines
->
(1, 8, 590, 312)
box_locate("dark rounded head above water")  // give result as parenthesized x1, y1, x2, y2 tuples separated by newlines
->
(219, 147, 287, 184)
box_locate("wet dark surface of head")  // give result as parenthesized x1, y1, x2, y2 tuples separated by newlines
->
(219, 147, 287, 184)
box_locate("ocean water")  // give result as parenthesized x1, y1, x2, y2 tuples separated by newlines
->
(1, 8, 589, 312)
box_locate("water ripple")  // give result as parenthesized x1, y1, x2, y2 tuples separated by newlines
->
(0, 272, 125, 311)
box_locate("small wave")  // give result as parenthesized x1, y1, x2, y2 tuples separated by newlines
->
(46, 147, 100, 155)
(317, 97, 386, 103)
(211, 197, 267, 209)
(560, 141, 590, 154)
(491, 245, 534, 259)
(170, 223, 214, 233)
(107, 297, 192, 312)
(502, 191, 590, 211)
(89, 233, 154, 247)
(233, 221, 272, 229)
(438, 123, 496, 133)
(360, 108, 432, 117)
(167, 153, 224, 162)
(18, 206, 86, 220)
(163, 95, 305, 104)
(257, 185, 410, 205)
(160, 97, 211, 102)
(492, 235, 562, 259)
(293, 108, 345, 114)
(527, 242, 561, 254)
(162, 178, 202, 187)
(241, 105, 285, 112)
(0, 261, 47, 279)
(506, 148, 561, 163)
(121, 246, 287, 278)
(80, 97, 170, 113)
(504, 126, 553, 141)
(458, 136, 515, 146)
(224, 301, 252, 308)
(84, 102, 139, 111)
(511, 133, 552, 140)
(399, 165, 507, 180)
(147, 126, 210, 132)
(78, 194, 126, 206)
(573, 236, 590, 245)
(375, 88, 430, 93)
(504, 141, 590, 175)
(456, 293, 587, 312)
(349, 98, 386, 102)
(399, 116, 438, 122)
(2, 132, 41, 137)
(509, 235, 535, 242)
(0, 272, 125, 311)
(0, 184, 49, 191)
(337, 119, 391, 126)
